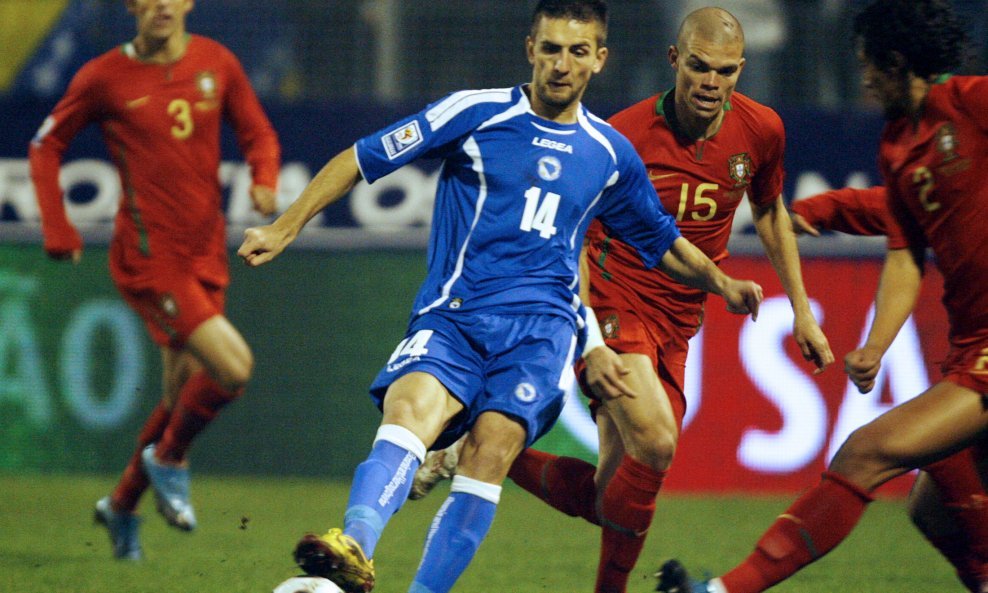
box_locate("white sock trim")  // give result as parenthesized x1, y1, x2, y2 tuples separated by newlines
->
(374, 424, 426, 463)
(450, 474, 501, 504)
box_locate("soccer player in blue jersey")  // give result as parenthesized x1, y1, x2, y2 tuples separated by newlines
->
(239, 2, 762, 592)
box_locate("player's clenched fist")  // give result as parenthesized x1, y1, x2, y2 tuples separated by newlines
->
(844, 345, 883, 394)
(250, 184, 278, 217)
(238, 224, 295, 267)
(723, 279, 763, 320)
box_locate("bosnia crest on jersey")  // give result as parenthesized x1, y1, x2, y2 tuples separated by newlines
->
(728, 153, 752, 186)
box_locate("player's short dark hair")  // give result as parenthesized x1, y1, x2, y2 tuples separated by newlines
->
(531, 0, 608, 46)
(853, 0, 967, 78)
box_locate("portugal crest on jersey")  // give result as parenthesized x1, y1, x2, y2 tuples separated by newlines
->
(936, 123, 958, 162)
(196, 71, 217, 99)
(602, 314, 620, 339)
(160, 293, 180, 318)
(728, 153, 752, 186)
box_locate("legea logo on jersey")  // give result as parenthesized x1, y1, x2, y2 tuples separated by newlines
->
(514, 382, 537, 402)
(532, 136, 573, 154)
(382, 121, 424, 160)
(537, 156, 562, 181)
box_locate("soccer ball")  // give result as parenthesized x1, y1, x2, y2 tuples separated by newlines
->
(272, 576, 344, 593)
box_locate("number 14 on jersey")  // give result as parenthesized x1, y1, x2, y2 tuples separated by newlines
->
(520, 186, 560, 239)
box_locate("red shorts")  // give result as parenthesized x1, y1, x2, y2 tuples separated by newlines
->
(116, 271, 225, 349)
(579, 227, 708, 429)
(941, 335, 988, 395)
(577, 305, 691, 431)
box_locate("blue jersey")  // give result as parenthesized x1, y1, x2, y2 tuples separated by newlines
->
(355, 85, 681, 323)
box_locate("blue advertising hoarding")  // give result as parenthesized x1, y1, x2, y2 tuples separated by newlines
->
(1, 98, 885, 244)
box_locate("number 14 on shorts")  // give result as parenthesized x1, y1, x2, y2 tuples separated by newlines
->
(388, 330, 434, 364)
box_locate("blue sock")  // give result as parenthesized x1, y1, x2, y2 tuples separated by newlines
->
(408, 476, 500, 593)
(343, 425, 424, 558)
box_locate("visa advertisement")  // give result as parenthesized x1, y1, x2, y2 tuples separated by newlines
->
(0, 94, 938, 495)
(550, 258, 947, 496)
(0, 243, 947, 496)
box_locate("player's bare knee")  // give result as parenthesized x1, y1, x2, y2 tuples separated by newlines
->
(382, 391, 446, 438)
(859, 421, 919, 462)
(652, 431, 677, 469)
(626, 424, 677, 471)
(634, 442, 676, 472)
(829, 428, 901, 487)
(831, 429, 874, 467)
(460, 444, 513, 477)
(382, 395, 424, 424)
(459, 414, 526, 480)
(459, 435, 522, 481)
(214, 350, 253, 392)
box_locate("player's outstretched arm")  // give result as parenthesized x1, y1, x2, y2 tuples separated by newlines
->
(845, 247, 923, 393)
(790, 186, 890, 237)
(238, 146, 362, 267)
(30, 118, 85, 263)
(790, 211, 821, 236)
(657, 237, 762, 319)
(753, 195, 834, 374)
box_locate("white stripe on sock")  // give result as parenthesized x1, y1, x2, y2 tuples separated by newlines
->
(450, 474, 501, 504)
(373, 424, 426, 463)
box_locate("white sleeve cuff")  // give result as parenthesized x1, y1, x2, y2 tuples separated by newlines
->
(583, 306, 606, 356)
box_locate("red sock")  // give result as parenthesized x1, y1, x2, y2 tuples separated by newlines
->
(922, 531, 985, 592)
(111, 403, 171, 512)
(721, 471, 873, 593)
(596, 455, 666, 593)
(155, 372, 241, 464)
(924, 448, 988, 569)
(508, 448, 599, 525)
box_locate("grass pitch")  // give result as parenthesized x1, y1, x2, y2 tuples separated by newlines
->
(0, 473, 958, 592)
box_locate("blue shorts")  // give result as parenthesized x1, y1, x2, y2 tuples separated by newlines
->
(369, 310, 579, 450)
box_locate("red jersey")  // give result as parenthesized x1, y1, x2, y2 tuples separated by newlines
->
(791, 186, 888, 236)
(881, 75, 988, 344)
(29, 35, 280, 289)
(587, 90, 784, 327)
(790, 186, 906, 248)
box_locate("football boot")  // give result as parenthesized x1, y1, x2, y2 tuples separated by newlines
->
(655, 559, 717, 593)
(142, 444, 197, 530)
(94, 496, 143, 560)
(408, 438, 462, 500)
(294, 528, 375, 593)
